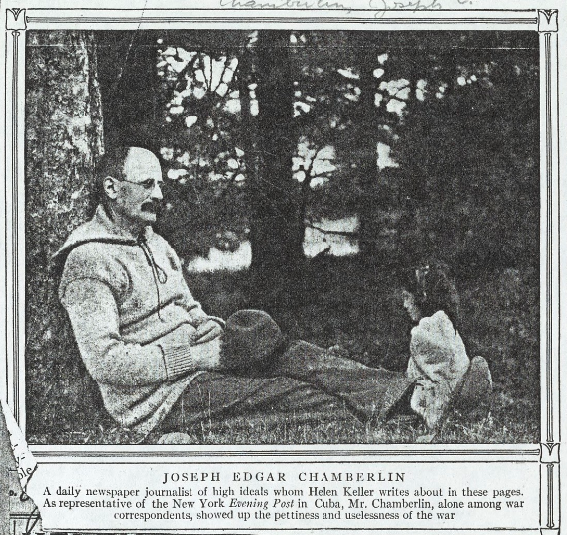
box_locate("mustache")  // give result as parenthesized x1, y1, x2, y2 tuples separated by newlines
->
(141, 201, 161, 214)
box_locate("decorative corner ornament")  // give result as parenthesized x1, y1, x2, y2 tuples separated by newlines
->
(540, 442, 560, 464)
(538, 9, 558, 33)
(6, 8, 27, 31)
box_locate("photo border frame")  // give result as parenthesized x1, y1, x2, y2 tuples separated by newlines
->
(1, 4, 562, 533)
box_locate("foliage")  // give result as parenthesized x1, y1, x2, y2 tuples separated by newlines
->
(101, 30, 539, 274)
(390, 33, 539, 272)
(155, 32, 252, 258)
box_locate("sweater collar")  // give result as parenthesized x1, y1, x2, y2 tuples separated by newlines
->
(92, 205, 154, 242)
(53, 205, 153, 264)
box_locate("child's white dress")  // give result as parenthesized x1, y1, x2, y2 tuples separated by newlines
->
(407, 310, 470, 428)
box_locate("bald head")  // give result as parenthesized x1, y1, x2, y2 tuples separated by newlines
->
(97, 146, 158, 183)
(122, 147, 161, 178)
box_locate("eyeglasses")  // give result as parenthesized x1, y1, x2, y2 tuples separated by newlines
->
(116, 178, 164, 191)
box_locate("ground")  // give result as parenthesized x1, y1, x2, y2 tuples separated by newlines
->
(27, 258, 539, 445)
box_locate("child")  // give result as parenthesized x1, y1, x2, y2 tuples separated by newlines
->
(402, 261, 492, 430)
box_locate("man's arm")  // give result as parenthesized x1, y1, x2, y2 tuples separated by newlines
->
(61, 278, 221, 387)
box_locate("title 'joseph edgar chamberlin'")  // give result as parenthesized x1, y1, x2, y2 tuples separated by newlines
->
(162, 471, 405, 484)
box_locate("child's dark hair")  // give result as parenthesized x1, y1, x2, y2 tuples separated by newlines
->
(404, 260, 460, 330)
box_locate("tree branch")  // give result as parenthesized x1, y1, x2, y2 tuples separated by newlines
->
(305, 145, 324, 178)
(305, 221, 359, 237)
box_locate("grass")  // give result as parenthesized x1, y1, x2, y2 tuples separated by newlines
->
(28, 389, 538, 446)
(156, 393, 538, 445)
(27, 258, 539, 445)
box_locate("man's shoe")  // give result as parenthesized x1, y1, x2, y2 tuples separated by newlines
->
(157, 432, 193, 445)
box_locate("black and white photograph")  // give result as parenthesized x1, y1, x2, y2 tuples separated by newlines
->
(22, 28, 540, 446)
(1, 3, 563, 533)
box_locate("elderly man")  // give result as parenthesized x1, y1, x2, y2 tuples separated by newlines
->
(55, 146, 482, 442)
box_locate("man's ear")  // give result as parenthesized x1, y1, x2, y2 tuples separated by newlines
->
(103, 176, 119, 199)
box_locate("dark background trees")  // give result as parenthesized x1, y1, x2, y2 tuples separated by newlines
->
(25, 30, 539, 444)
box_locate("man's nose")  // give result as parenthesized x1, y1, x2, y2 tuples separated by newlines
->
(151, 183, 163, 201)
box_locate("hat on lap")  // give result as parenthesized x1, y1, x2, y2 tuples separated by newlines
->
(220, 309, 285, 373)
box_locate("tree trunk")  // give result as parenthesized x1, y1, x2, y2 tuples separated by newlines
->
(356, 32, 382, 263)
(249, 31, 303, 309)
(25, 30, 104, 437)
(96, 31, 161, 151)
(237, 43, 259, 234)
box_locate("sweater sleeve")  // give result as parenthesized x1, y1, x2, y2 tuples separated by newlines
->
(60, 278, 221, 387)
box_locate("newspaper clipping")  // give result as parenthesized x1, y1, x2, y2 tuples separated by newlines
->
(0, 0, 563, 533)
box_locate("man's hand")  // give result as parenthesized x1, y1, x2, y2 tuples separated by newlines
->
(192, 319, 223, 345)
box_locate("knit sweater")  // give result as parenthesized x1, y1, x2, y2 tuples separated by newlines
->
(55, 205, 225, 435)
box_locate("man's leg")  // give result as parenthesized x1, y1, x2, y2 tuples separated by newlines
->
(273, 341, 414, 422)
(153, 342, 414, 441)
(156, 372, 363, 436)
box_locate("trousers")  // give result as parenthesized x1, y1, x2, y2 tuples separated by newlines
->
(154, 341, 414, 439)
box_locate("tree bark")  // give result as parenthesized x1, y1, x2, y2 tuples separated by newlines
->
(356, 32, 382, 263)
(249, 31, 303, 309)
(96, 31, 161, 151)
(25, 30, 104, 437)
